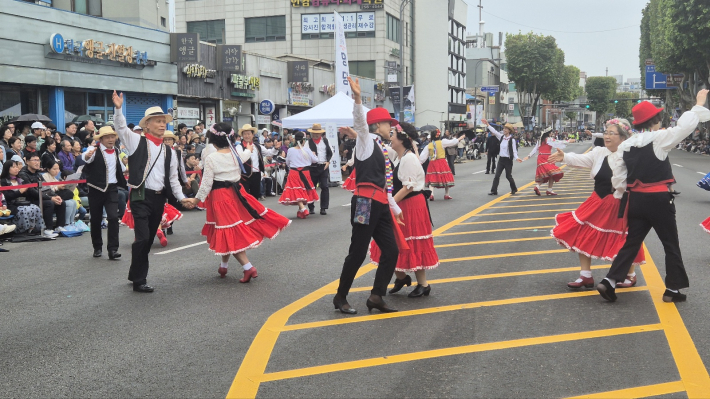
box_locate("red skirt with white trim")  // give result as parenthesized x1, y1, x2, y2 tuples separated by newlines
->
(425, 158, 455, 188)
(370, 194, 439, 272)
(701, 216, 710, 234)
(534, 154, 564, 184)
(342, 168, 356, 192)
(551, 192, 645, 265)
(121, 201, 182, 230)
(203, 185, 291, 255)
(279, 169, 319, 205)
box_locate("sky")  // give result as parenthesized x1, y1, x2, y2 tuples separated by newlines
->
(464, 0, 649, 82)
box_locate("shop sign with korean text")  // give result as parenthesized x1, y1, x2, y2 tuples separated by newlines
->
(324, 123, 342, 182)
(291, 0, 383, 9)
(182, 64, 216, 79)
(302, 12, 375, 34)
(48, 33, 153, 67)
(288, 88, 313, 107)
(170, 33, 199, 62)
(230, 74, 261, 90)
(217, 45, 244, 73)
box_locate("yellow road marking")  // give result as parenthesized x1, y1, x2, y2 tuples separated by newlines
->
(256, 324, 663, 383)
(281, 287, 648, 332)
(437, 225, 555, 235)
(471, 209, 577, 216)
(459, 217, 556, 225)
(500, 196, 590, 203)
(435, 236, 552, 248)
(565, 381, 685, 398)
(439, 249, 569, 263)
(490, 202, 582, 209)
(640, 247, 710, 397)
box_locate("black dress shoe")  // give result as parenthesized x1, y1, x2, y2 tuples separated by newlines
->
(366, 295, 398, 313)
(93, 249, 102, 258)
(408, 284, 431, 298)
(662, 289, 687, 303)
(320, 209, 327, 215)
(485, 171, 490, 174)
(597, 279, 617, 302)
(511, 189, 518, 195)
(488, 191, 498, 196)
(167, 227, 173, 235)
(333, 294, 357, 314)
(108, 251, 121, 260)
(389, 275, 412, 294)
(133, 284, 154, 293)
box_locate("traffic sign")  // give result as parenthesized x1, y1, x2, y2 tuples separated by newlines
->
(481, 86, 499, 93)
(259, 99, 275, 115)
(645, 65, 682, 90)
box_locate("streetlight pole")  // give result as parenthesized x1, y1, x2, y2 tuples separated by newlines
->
(398, 0, 412, 122)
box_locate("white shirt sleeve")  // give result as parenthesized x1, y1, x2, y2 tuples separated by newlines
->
(528, 141, 540, 157)
(113, 107, 139, 155)
(441, 138, 460, 148)
(592, 132, 604, 139)
(388, 193, 401, 215)
(512, 139, 519, 159)
(397, 153, 425, 191)
(418, 145, 429, 163)
(236, 144, 252, 163)
(353, 103, 374, 161)
(346, 148, 356, 167)
(84, 148, 97, 163)
(563, 148, 598, 169)
(196, 156, 214, 202)
(487, 124, 503, 140)
(608, 151, 627, 199)
(168, 149, 185, 201)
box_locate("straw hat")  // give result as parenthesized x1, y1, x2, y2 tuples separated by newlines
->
(162, 132, 178, 141)
(307, 123, 326, 134)
(238, 124, 258, 135)
(94, 126, 117, 140)
(139, 106, 173, 128)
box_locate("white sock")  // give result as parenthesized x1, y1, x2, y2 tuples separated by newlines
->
(580, 270, 592, 278)
(535, 184, 540, 189)
(243, 262, 253, 271)
(220, 261, 229, 269)
(627, 272, 636, 278)
(604, 277, 616, 288)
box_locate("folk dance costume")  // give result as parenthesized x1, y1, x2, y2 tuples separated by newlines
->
(236, 124, 265, 199)
(487, 123, 521, 195)
(341, 147, 357, 192)
(306, 124, 333, 215)
(526, 133, 565, 195)
(551, 146, 645, 288)
(598, 100, 710, 302)
(419, 132, 461, 200)
(84, 127, 127, 260)
(121, 201, 182, 247)
(279, 141, 320, 218)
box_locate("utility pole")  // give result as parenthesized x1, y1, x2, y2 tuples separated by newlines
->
(398, 0, 412, 122)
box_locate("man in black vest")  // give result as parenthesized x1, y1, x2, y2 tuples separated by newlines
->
(483, 120, 521, 195)
(484, 130, 500, 174)
(83, 126, 127, 260)
(307, 123, 332, 215)
(237, 124, 264, 199)
(597, 90, 710, 303)
(112, 91, 194, 293)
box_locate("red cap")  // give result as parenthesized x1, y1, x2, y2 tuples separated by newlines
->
(632, 101, 663, 125)
(367, 107, 398, 126)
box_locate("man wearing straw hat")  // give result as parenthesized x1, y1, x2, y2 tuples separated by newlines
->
(112, 91, 194, 293)
(236, 123, 265, 199)
(307, 123, 332, 215)
(83, 126, 127, 260)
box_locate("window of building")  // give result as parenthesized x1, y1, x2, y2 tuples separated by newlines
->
(245, 16, 286, 43)
(187, 20, 225, 44)
(349, 61, 376, 79)
(71, 0, 101, 16)
(161, 17, 166, 27)
(386, 13, 400, 43)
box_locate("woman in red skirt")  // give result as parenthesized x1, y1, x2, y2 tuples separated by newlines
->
(341, 147, 357, 192)
(279, 131, 319, 218)
(701, 218, 710, 234)
(548, 118, 644, 289)
(523, 127, 566, 195)
(184, 123, 291, 282)
(371, 122, 439, 297)
(121, 200, 182, 247)
(419, 129, 465, 200)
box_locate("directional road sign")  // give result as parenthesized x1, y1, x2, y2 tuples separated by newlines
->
(481, 86, 499, 93)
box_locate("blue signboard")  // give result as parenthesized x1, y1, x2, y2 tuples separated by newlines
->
(645, 64, 678, 90)
(50, 33, 64, 54)
(259, 99, 275, 115)
(481, 86, 499, 93)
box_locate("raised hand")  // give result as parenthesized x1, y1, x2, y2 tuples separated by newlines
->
(481, 119, 489, 126)
(339, 126, 357, 139)
(112, 91, 123, 109)
(84, 147, 97, 160)
(696, 89, 709, 107)
(347, 76, 361, 97)
(548, 148, 564, 163)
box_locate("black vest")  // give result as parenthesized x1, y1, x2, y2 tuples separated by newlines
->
(500, 136, 514, 158)
(354, 140, 386, 189)
(85, 146, 127, 192)
(239, 142, 264, 173)
(308, 137, 333, 164)
(623, 142, 674, 185)
(127, 136, 174, 199)
(593, 157, 613, 198)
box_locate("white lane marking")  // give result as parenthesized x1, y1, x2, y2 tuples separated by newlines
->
(673, 164, 684, 168)
(472, 170, 486, 175)
(154, 241, 206, 255)
(698, 172, 706, 175)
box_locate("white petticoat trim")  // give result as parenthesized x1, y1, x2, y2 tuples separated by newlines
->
(405, 234, 433, 241)
(283, 185, 315, 190)
(371, 260, 440, 272)
(279, 197, 317, 205)
(206, 219, 291, 256)
(700, 223, 710, 234)
(551, 230, 645, 266)
(205, 209, 269, 229)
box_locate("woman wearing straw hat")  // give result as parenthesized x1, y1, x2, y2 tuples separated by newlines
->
(112, 91, 195, 293)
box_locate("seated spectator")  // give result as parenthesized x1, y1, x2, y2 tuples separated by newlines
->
(72, 140, 87, 170)
(58, 140, 76, 176)
(23, 135, 39, 162)
(42, 160, 78, 227)
(18, 154, 66, 236)
(40, 137, 62, 172)
(72, 187, 87, 221)
(0, 192, 17, 236)
(7, 136, 25, 166)
(0, 160, 50, 236)
(1, 125, 12, 158)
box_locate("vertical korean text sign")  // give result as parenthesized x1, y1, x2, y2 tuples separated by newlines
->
(334, 11, 351, 97)
(325, 123, 343, 182)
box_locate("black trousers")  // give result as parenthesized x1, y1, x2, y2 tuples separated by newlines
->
(606, 192, 688, 289)
(309, 164, 329, 211)
(128, 190, 166, 287)
(41, 199, 66, 229)
(338, 197, 399, 297)
(491, 157, 517, 193)
(88, 184, 119, 252)
(486, 153, 498, 173)
(243, 172, 262, 199)
(447, 154, 456, 175)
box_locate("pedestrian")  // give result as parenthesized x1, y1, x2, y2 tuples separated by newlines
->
(279, 131, 319, 218)
(597, 89, 710, 302)
(82, 126, 126, 260)
(370, 122, 438, 297)
(333, 76, 405, 315)
(236, 124, 265, 200)
(548, 119, 644, 289)
(112, 90, 194, 293)
(483, 119, 521, 196)
(184, 123, 291, 281)
(419, 129, 463, 200)
(306, 123, 332, 215)
(484, 129, 499, 174)
(523, 127, 566, 196)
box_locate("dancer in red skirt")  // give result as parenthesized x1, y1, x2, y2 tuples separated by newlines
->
(279, 131, 319, 218)
(523, 127, 566, 196)
(121, 201, 182, 247)
(548, 118, 644, 289)
(341, 147, 357, 192)
(418, 129, 464, 200)
(701, 217, 710, 234)
(184, 123, 291, 282)
(371, 122, 439, 297)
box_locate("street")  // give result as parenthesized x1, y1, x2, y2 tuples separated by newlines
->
(3, 142, 710, 398)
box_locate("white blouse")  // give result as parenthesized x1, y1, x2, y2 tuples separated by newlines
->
(196, 151, 250, 202)
(418, 138, 460, 163)
(285, 145, 318, 168)
(395, 151, 425, 192)
(562, 146, 624, 197)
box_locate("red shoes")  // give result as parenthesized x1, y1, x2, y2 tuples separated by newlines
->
(534, 187, 541, 196)
(546, 190, 557, 196)
(567, 275, 595, 289)
(240, 267, 258, 283)
(297, 209, 309, 219)
(218, 266, 228, 278)
(444, 195, 453, 200)
(616, 275, 637, 288)
(157, 229, 168, 247)
(429, 194, 434, 201)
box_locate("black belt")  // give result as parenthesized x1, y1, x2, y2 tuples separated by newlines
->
(212, 180, 262, 220)
(145, 189, 164, 195)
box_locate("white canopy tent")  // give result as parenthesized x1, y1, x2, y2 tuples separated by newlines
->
(282, 91, 371, 129)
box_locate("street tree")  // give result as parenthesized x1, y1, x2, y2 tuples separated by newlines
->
(545, 64, 584, 104)
(585, 77, 617, 127)
(613, 92, 640, 120)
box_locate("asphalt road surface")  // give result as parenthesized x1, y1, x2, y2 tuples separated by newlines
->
(3, 142, 710, 398)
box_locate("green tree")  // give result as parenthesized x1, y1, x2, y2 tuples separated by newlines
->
(613, 92, 640, 120)
(545, 64, 584, 104)
(585, 77, 617, 126)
